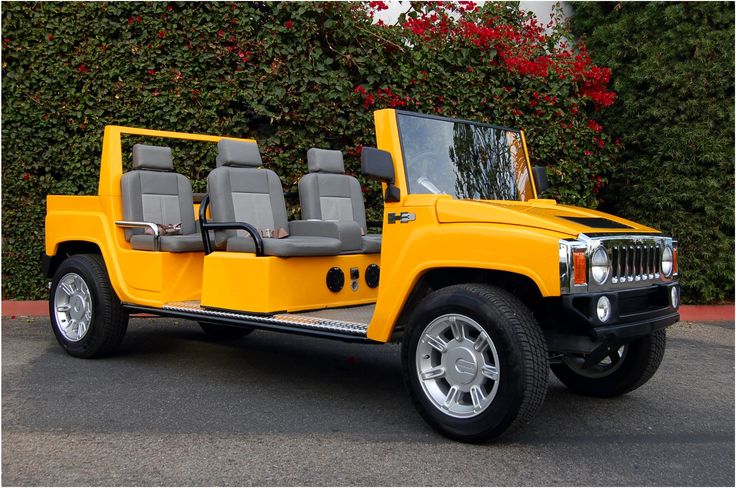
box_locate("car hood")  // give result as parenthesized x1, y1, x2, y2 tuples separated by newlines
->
(435, 198, 659, 237)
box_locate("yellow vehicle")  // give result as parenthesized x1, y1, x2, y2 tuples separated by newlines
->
(44, 109, 680, 442)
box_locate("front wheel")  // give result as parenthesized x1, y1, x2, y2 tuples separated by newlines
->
(551, 329, 666, 398)
(49, 254, 128, 358)
(402, 284, 548, 443)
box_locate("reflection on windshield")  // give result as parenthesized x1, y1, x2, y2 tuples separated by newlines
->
(398, 113, 533, 201)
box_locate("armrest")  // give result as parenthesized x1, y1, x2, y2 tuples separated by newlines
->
(198, 194, 264, 256)
(288, 220, 362, 251)
(115, 221, 160, 251)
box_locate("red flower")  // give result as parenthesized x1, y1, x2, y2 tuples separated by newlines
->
(587, 119, 603, 133)
(467, 66, 473, 72)
(511, 108, 523, 117)
(47, 34, 55, 41)
(22, 173, 30, 181)
(167, 4, 173, 11)
(78, 64, 89, 73)
(615, 138, 622, 146)
(148, 69, 155, 76)
(157, 30, 166, 39)
(217, 29, 225, 38)
(353, 85, 366, 95)
(128, 16, 135, 24)
(192, 89, 201, 96)
(584, 150, 593, 156)
(368, 1, 389, 11)
(137, 15, 142, 23)
(595, 137, 605, 149)
(284, 20, 294, 29)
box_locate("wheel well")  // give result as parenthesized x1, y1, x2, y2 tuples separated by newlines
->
(45, 241, 102, 278)
(391, 267, 545, 342)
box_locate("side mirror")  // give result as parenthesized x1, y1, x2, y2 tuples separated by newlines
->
(532, 166, 549, 195)
(361, 147, 395, 182)
(361, 147, 400, 202)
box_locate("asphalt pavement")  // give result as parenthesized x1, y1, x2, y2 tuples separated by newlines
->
(2, 317, 734, 486)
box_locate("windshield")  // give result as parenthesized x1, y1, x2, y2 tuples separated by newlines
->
(397, 112, 534, 201)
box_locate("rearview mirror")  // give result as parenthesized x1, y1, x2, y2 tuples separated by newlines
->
(361, 147, 395, 183)
(532, 166, 549, 195)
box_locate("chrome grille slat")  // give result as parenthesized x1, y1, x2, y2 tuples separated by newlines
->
(562, 234, 675, 294)
(595, 236, 670, 290)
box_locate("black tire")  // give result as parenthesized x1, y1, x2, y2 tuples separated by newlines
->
(402, 283, 548, 443)
(551, 329, 666, 398)
(199, 322, 253, 340)
(49, 254, 128, 358)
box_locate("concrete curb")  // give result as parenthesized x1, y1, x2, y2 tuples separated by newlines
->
(2, 300, 733, 322)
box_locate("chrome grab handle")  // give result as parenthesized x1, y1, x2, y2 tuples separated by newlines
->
(115, 221, 161, 251)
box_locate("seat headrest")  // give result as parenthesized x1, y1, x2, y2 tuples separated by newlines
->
(217, 139, 262, 167)
(307, 148, 345, 174)
(132, 144, 173, 171)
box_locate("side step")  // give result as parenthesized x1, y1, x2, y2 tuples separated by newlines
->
(123, 301, 377, 343)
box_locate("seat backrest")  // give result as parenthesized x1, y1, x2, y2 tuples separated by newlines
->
(207, 139, 289, 246)
(298, 148, 367, 232)
(120, 144, 196, 240)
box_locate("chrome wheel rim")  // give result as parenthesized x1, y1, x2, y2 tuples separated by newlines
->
(416, 314, 501, 419)
(53, 272, 93, 342)
(563, 345, 628, 379)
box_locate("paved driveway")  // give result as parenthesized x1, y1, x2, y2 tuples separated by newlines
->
(2, 317, 733, 486)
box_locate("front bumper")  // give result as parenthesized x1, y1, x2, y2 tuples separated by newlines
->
(561, 283, 680, 342)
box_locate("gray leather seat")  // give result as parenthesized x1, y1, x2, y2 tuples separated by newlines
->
(208, 139, 355, 257)
(120, 144, 203, 252)
(299, 148, 382, 254)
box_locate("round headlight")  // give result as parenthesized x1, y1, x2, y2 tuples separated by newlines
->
(596, 296, 612, 322)
(591, 247, 610, 285)
(661, 246, 674, 277)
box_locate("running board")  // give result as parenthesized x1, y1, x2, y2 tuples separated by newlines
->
(123, 301, 377, 343)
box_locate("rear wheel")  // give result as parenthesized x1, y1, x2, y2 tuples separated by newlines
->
(551, 330, 666, 398)
(49, 254, 128, 358)
(199, 322, 253, 340)
(402, 284, 548, 442)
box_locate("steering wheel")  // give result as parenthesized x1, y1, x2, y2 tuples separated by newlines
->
(409, 151, 451, 194)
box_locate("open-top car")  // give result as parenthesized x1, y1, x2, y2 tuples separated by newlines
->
(44, 109, 680, 442)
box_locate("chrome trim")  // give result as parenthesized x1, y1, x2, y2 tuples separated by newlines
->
(162, 301, 369, 336)
(115, 221, 160, 251)
(560, 234, 675, 294)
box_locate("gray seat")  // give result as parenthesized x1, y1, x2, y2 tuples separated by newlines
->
(299, 148, 382, 254)
(208, 139, 355, 257)
(120, 144, 203, 252)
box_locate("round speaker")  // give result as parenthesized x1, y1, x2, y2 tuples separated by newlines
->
(365, 264, 380, 288)
(326, 267, 345, 292)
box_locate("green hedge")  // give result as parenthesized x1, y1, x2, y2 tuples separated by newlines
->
(4, 1, 623, 299)
(569, 2, 735, 303)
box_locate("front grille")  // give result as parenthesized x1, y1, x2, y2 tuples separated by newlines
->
(610, 243, 660, 284)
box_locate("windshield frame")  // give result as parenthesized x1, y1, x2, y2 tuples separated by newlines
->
(394, 110, 537, 201)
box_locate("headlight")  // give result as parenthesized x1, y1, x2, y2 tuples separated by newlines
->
(591, 247, 610, 285)
(661, 245, 674, 277)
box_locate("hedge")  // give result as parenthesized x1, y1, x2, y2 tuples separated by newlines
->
(3, 1, 621, 299)
(569, 1, 735, 304)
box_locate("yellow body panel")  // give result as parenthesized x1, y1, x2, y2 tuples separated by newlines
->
(201, 253, 379, 314)
(45, 116, 661, 344)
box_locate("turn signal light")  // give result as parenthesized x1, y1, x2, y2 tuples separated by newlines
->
(573, 249, 587, 285)
(673, 247, 678, 274)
